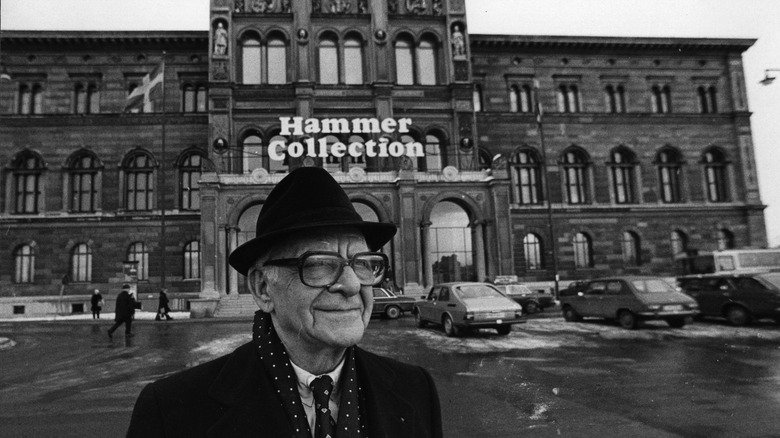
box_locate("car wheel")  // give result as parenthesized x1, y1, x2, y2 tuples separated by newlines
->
(725, 305, 751, 326)
(666, 317, 686, 328)
(618, 310, 637, 329)
(562, 306, 581, 322)
(496, 325, 511, 336)
(385, 305, 401, 320)
(524, 301, 539, 315)
(443, 315, 460, 337)
(414, 309, 427, 328)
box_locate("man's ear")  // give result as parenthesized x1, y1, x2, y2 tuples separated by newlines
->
(247, 268, 274, 313)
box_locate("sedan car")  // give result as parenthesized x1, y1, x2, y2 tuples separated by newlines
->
(559, 276, 698, 329)
(677, 272, 780, 326)
(413, 282, 524, 336)
(371, 287, 417, 319)
(496, 284, 555, 314)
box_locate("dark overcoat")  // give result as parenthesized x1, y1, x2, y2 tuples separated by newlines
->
(126, 342, 443, 438)
(114, 291, 136, 321)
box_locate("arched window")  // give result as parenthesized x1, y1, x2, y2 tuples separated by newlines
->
(67, 150, 100, 213)
(123, 150, 155, 211)
(71, 243, 92, 282)
(510, 150, 542, 205)
(420, 133, 443, 172)
(348, 134, 367, 169)
(657, 148, 682, 203)
(605, 85, 626, 113)
(318, 35, 339, 84)
(703, 148, 728, 202)
(344, 36, 364, 85)
(609, 148, 636, 204)
(14, 244, 36, 283)
(127, 242, 149, 281)
(573, 232, 593, 268)
(394, 37, 414, 85)
(509, 85, 519, 112)
(477, 147, 493, 170)
(11, 150, 46, 214)
(240, 35, 262, 84)
(697, 86, 718, 114)
(242, 133, 264, 173)
(180, 152, 203, 211)
(183, 241, 200, 279)
(651, 85, 672, 113)
(557, 84, 580, 112)
(561, 149, 589, 204)
(670, 230, 687, 257)
(322, 135, 343, 172)
(523, 233, 543, 270)
(621, 231, 641, 266)
(717, 229, 734, 250)
(430, 201, 475, 283)
(473, 84, 483, 112)
(267, 36, 287, 84)
(416, 37, 437, 85)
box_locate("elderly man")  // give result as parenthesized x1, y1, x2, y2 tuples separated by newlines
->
(127, 167, 442, 438)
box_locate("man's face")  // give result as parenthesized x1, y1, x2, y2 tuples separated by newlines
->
(252, 228, 374, 353)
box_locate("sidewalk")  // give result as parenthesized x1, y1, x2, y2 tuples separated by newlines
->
(0, 310, 191, 323)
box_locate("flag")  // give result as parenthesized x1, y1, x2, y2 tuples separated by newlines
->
(124, 63, 163, 113)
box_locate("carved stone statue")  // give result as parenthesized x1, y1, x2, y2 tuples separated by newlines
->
(451, 25, 466, 59)
(406, 0, 427, 14)
(213, 23, 228, 56)
(249, 0, 272, 12)
(281, 0, 291, 12)
(432, 0, 442, 15)
(329, 0, 351, 13)
(234, 0, 245, 12)
(388, 0, 399, 13)
(358, 0, 368, 13)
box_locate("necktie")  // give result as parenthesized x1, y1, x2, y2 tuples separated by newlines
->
(310, 375, 336, 438)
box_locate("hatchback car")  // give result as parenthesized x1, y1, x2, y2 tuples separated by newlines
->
(413, 282, 524, 336)
(559, 276, 698, 329)
(496, 284, 555, 314)
(371, 287, 417, 319)
(677, 272, 780, 326)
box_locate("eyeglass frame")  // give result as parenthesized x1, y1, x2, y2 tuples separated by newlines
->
(262, 250, 389, 288)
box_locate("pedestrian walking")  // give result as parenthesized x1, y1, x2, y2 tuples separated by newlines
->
(90, 288, 104, 319)
(155, 288, 173, 321)
(108, 284, 139, 339)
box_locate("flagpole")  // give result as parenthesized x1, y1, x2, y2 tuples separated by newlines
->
(159, 52, 168, 289)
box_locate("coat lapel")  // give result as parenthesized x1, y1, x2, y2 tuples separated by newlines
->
(355, 348, 415, 438)
(205, 343, 295, 438)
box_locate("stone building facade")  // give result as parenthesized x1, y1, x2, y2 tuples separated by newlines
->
(0, 0, 765, 316)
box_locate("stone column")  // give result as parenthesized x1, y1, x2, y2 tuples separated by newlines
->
(226, 226, 239, 295)
(471, 220, 486, 281)
(420, 221, 433, 288)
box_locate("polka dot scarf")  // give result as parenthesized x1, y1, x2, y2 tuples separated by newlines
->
(252, 311, 367, 438)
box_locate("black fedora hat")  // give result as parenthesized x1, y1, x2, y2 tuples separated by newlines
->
(228, 167, 397, 275)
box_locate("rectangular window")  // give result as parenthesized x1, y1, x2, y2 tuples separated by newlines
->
(181, 170, 201, 210)
(15, 174, 40, 214)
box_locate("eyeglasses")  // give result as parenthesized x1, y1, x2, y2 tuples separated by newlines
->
(263, 251, 388, 288)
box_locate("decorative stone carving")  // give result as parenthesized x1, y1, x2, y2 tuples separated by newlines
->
(358, 0, 368, 13)
(454, 60, 469, 82)
(248, 0, 273, 13)
(281, 0, 291, 12)
(458, 113, 473, 138)
(405, 0, 427, 14)
(348, 167, 366, 182)
(213, 22, 228, 56)
(432, 0, 443, 14)
(234, 0, 244, 12)
(388, 0, 399, 13)
(250, 168, 270, 183)
(442, 166, 459, 181)
(212, 60, 229, 81)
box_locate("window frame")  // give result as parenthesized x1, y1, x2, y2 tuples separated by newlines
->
(70, 243, 93, 283)
(14, 244, 36, 284)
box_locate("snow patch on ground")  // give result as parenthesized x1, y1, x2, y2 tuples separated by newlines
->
(187, 334, 249, 366)
(0, 337, 16, 350)
(0, 311, 190, 323)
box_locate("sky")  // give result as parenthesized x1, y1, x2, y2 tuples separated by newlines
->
(2, 0, 780, 245)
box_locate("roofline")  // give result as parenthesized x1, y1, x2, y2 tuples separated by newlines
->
(0, 30, 208, 46)
(470, 34, 756, 52)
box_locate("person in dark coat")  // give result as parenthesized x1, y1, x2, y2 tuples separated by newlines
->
(108, 284, 137, 339)
(90, 288, 103, 319)
(155, 288, 173, 321)
(127, 167, 443, 438)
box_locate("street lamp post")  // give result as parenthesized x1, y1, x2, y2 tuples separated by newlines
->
(533, 80, 561, 298)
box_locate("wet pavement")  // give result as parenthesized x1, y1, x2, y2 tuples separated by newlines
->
(1, 314, 779, 437)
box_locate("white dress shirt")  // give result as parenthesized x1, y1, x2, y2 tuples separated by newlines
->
(290, 358, 345, 437)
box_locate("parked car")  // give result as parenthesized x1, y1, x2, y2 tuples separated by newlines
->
(413, 282, 524, 336)
(677, 271, 780, 326)
(559, 276, 698, 329)
(496, 284, 555, 314)
(371, 287, 417, 319)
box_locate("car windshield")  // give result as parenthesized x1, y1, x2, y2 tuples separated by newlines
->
(455, 284, 505, 300)
(630, 279, 676, 293)
(757, 273, 780, 290)
(503, 284, 533, 295)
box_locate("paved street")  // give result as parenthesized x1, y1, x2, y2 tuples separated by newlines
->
(1, 313, 779, 437)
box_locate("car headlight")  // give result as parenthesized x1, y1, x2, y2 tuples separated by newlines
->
(647, 305, 661, 311)
(464, 312, 474, 321)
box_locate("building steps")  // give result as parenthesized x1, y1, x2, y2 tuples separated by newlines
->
(213, 294, 257, 318)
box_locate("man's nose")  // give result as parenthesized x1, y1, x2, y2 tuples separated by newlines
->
(328, 265, 362, 296)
